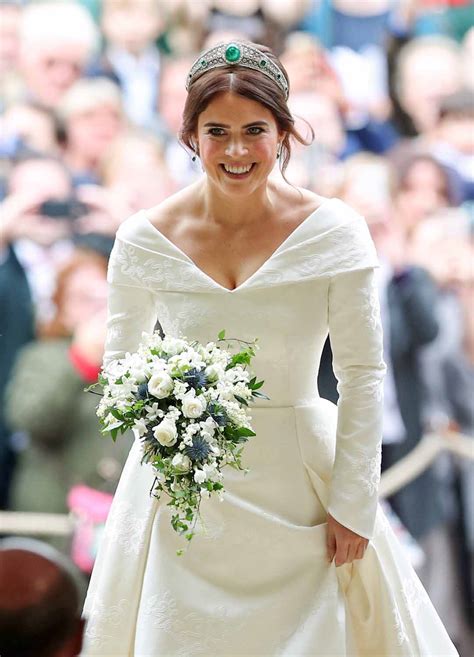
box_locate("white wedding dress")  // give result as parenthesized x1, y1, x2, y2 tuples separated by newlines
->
(82, 198, 458, 657)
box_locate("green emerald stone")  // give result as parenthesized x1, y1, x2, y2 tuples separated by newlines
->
(259, 59, 267, 68)
(225, 44, 241, 63)
(200, 59, 207, 67)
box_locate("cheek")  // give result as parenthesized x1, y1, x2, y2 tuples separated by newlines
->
(200, 140, 222, 161)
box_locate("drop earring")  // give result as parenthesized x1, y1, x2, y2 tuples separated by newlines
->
(276, 143, 282, 160)
(191, 143, 199, 162)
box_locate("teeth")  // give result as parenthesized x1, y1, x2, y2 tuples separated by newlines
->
(223, 164, 252, 174)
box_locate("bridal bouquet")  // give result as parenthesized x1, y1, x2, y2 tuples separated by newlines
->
(89, 330, 266, 553)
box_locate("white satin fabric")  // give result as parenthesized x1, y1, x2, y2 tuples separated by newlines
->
(82, 199, 458, 656)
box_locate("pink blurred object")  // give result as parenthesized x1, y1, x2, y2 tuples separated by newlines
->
(67, 485, 113, 573)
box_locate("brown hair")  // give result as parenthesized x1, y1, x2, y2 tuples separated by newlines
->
(40, 250, 108, 339)
(179, 43, 313, 180)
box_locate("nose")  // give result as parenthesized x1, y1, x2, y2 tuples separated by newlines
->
(225, 138, 248, 158)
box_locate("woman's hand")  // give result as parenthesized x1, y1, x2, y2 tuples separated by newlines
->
(326, 513, 369, 566)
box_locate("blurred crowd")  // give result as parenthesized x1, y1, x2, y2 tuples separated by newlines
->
(0, 0, 473, 653)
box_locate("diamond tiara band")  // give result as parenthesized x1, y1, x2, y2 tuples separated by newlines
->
(186, 42, 289, 100)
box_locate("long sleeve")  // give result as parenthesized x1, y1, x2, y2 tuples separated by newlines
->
(104, 280, 157, 367)
(327, 267, 386, 539)
(104, 234, 158, 367)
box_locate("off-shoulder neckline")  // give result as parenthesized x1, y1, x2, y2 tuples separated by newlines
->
(138, 197, 337, 293)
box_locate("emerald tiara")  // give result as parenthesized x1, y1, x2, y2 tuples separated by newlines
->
(186, 42, 289, 100)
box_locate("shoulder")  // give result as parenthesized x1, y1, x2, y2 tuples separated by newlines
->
(115, 184, 198, 243)
(143, 183, 199, 234)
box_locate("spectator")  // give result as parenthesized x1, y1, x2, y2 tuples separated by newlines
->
(286, 90, 345, 195)
(391, 152, 456, 239)
(57, 77, 125, 186)
(393, 35, 464, 136)
(408, 208, 474, 652)
(4, 250, 131, 534)
(0, 100, 61, 160)
(431, 89, 474, 201)
(101, 129, 178, 215)
(157, 56, 201, 186)
(88, 0, 165, 129)
(14, 1, 99, 108)
(0, 537, 86, 657)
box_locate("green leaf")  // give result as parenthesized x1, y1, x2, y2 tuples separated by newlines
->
(233, 394, 249, 406)
(236, 427, 256, 437)
(252, 391, 270, 400)
(218, 329, 226, 340)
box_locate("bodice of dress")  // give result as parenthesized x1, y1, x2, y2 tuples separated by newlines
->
(104, 198, 386, 539)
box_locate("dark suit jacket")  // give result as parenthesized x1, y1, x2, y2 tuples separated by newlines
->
(0, 246, 35, 506)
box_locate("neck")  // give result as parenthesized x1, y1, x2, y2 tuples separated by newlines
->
(198, 178, 277, 227)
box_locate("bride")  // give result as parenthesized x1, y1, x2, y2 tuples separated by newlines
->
(82, 41, 458, 656)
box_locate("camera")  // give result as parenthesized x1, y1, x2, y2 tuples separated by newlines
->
(38, 197, 90, 221)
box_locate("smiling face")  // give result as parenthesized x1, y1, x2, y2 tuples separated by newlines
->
(195, 92, 282, 197)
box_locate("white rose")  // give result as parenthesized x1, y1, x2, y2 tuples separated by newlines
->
(148, 372, 174, 399)
(182, 393, 206, 419)
(194, 468, 207, 484)
(171, 453, 192, 472)
(153, 419, 178, 447)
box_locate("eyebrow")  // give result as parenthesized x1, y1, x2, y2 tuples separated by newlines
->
(203, 121, 270, 128)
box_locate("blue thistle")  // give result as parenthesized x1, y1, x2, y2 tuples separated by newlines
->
(183, 368, 208, 390)
(184, 435, 212, 462)
(207, 401, 228, 427)
(137, 383, 149, 399)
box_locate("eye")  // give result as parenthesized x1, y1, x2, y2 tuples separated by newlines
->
(247, 126, 265, 135)
(206, 127, 226, 136)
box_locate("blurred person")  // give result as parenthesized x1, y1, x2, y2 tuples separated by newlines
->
(157, 55, 201, 186)
(282, 31, 398, 154)
(281, 32, 347, 109)
(4, 250, 131, 530)
(15, 1, 99, 108)
(101, 129, 178, 215)
(0, 537, 86, 657)
(286, 90, 345, 195)
(0, 154, 75, 508)
(157, 0, 209, 55)
(431, 89, 474, 201)
(205, 0, 311, 51)
(408, 209, 474, 652)
(326, 0, 394, 124)
(0, 100, 61, 159)
(393, 35, 464, 136)
(88, 0, 165, 129)
(1, 155, 77, 321)
(58, 77, 125, 186)
(391, 152, 456, 239)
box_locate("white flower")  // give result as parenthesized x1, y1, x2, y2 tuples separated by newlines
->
(153, 419, 178, 447)
(171, 453, 192, 472)
(205, 364, 223, 382)
(148, 372, 174, 399)
(132, 418, 147, 439)
(194, 468, 207, 484)
(182, 392, 206, 419)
